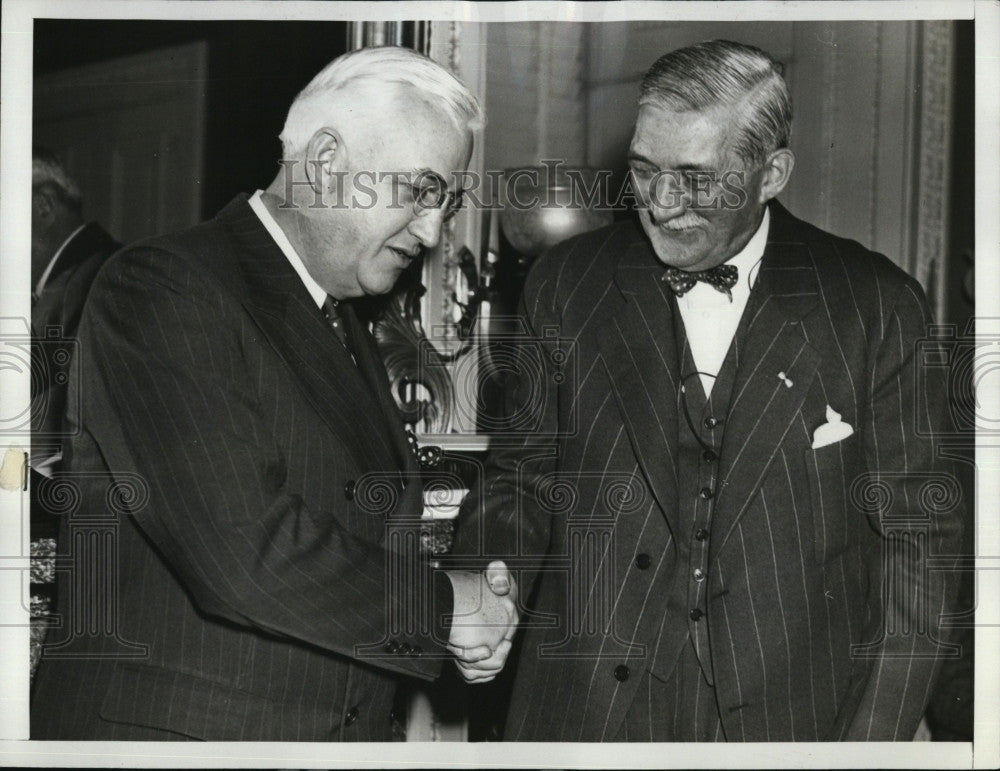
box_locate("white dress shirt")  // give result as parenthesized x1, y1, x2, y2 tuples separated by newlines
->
(248, 190, 327, 309)
(674, 207, 770, 397)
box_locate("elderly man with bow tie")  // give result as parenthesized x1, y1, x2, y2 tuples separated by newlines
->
(453, 39, 962, 742)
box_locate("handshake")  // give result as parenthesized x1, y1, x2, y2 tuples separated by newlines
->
(445, 561, 519, 683)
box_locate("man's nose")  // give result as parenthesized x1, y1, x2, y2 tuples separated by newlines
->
(406, 208, 446, 249)
(648, 173, 689, 218)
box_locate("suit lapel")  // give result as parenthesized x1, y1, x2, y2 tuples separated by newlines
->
(341, 303, 414, 475)
(44, 223, 118, 287)
(712, 203, 822, 554)
(598, 240, 681, 530)
(218, 198, 403, 475)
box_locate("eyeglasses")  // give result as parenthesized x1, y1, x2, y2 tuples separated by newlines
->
(401, 171, 464, 222)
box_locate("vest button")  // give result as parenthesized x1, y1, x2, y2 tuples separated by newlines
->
(702, 449, 718, 462)
(695, 528, 709, 541)
(704, 416, 720, 429)
(344, 706, 359, 726)
(699, 487, 714, 500)
(689, 608, 704, 621)
(635, 553, 651, 570)
(693, 568, 705, 581)
(614, 665, 630, 682)
(344, 480, 356, 501)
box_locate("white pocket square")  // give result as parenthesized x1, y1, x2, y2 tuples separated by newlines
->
(811, 405, 854, 449)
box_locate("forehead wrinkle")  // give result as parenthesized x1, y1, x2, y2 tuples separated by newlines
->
(636, 101, 752, 172)
(631, 122, 722, 171)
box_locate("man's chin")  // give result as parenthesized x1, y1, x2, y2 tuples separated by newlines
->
(361, 274, 402, 298)
(649, 239, 706, 268)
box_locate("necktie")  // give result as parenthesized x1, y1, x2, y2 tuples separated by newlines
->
(322, 296, 350, 349)
(663, 264, 739, 301)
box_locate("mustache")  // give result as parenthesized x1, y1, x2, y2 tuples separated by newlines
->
(647, 210, 707, 230)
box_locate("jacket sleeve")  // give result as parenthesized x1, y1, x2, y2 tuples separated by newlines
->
(77, 247, 452, 681)
(839, 277, 964, 740)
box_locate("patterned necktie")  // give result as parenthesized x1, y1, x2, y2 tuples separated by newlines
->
(663, 264, 739, 301)
(322, 296, 350, 349)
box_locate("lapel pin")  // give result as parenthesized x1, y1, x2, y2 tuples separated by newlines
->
(777, 371, 793, 388)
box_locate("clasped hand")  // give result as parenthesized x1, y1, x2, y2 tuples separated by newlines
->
(445, 561, 518, 683)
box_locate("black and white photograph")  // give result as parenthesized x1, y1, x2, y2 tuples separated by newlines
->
(0, 0, 996, 767)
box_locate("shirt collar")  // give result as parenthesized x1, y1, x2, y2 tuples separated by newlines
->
(248, 189, 327, 309)
(727, 205, 770, 291)
(34, 222, 86, 297)
(672, 206, 770, 308)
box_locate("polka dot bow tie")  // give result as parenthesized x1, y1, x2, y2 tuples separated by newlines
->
(662, 264, 739, 301)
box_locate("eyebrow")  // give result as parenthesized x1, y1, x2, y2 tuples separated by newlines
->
(409, 167, 447, 186)
(626, 154, 715, 172)
(408, 168, 465, 197)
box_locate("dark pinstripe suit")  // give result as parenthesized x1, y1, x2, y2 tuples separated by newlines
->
(30, 196, 450, 740)
(454, 201, 962, 741)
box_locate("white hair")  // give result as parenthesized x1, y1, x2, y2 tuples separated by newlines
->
(279, 46, 483, 157)
(32, 146, 82, 211)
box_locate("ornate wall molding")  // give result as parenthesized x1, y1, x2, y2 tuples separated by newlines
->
(345, 21, 487, 437)
(915, 20, 955, 322)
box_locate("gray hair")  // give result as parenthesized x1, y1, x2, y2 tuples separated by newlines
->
(640, 39, 792, 166)
(32, 146, 82, 212)
(279, 45, 483, 157)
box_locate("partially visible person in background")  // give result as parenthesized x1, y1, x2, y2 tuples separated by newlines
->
(29, 147, 119, 679)
(31, 146, 120, 473)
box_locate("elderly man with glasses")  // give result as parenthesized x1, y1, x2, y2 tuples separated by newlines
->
(30, 45, 516, 742)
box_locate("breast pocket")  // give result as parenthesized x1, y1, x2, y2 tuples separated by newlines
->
(803, 435, 865, 564)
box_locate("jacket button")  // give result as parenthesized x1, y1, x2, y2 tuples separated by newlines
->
(344, 480, 356, 501)
(702, 449, 718, 462)
(699, 487, 714, 500)
(635, 553, 651, 570)
(344, 707, 359, 726)
(693, 568, 705, 581)
(614, 665, 630, 682)
(399, 642, 412, 655)
(384, 639, 399, 653)
(695, 528, 709, 541)
(411, 644, 423, 657)
(689, 608, 704, 621)
(704, 416, 720, 429)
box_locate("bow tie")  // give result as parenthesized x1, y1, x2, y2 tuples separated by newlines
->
(662, 264, 739, 300)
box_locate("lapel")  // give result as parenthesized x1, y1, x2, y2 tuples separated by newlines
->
(217, 197, 406, 477)
(712, 201, 823, 555)
(597, 237, 682, 531)
(44, 222, 117, 287)
(341, 302, 415, 477)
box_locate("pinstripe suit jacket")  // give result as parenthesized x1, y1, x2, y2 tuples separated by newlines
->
(454, 201, 962, 741)
(30, 196, 450, 740)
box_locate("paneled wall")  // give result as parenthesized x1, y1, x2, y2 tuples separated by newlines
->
(34, 43, 208, 246)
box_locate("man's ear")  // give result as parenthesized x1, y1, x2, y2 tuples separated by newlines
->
(32, 184, 57, 225)
(758, 148, 794, 204)
(305, 128, 346, 195)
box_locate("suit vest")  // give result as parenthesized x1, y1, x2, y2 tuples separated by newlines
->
(648, 290, 759, 686)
